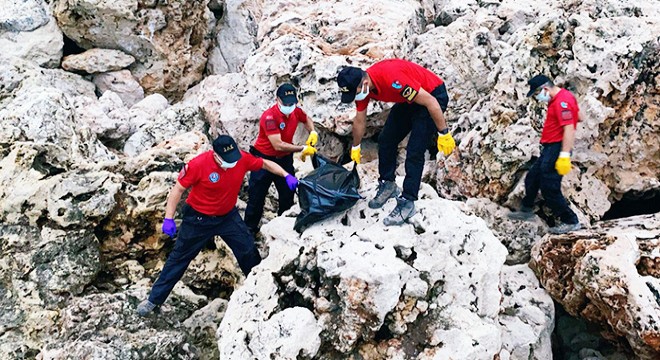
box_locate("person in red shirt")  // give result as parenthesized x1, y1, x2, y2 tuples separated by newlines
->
(336, 59, 456, 226)
(508, 75, 581, 234)
(244, 83, 318, 234)
(137, 135, 299, 316)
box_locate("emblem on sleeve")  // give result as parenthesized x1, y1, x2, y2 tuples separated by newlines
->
(400, 85, 418, 101)
(560, 102, 568, 109)
(209, 172, 220, 183)
(561, 110, 573, 120)
(178, 164, 188, 179)
(391, 81, 402, 89)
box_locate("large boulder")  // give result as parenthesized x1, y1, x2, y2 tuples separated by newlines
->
(61, 48, 135, 74)
(0, 0, 63, 67)
(530, 213, 660, 359)
(52, 0, 215, 100)
(218, 178, 554, 359)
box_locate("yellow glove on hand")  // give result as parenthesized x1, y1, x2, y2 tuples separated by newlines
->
(437, 132, 456, 156)
(306, 131, 318, 147)
(351, 144, 361, 164)
(555, 152, 571, 175)
(300, 145, 317, 162)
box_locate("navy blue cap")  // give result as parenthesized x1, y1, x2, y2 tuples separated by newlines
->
(337, 66, 364, 103)
(212, 135, 242, 163)
(527, 74, 551, 97)
(276, 83, 298, 105)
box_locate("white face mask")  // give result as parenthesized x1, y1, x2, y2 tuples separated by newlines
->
(354, 83, 369, 101)
(535, 89, 551, 103)
(279, 103, 296, 115)
(221, 159, 238, 169)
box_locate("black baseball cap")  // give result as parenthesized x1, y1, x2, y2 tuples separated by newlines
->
(337, 66, 364, 103)
(527, 74, 551, 97)
(212, 135, 242, 163)
(276, 83, 298, 105)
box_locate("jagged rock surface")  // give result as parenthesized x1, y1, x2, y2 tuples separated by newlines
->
(530, 213, 660, 359)
(218, 179, 554, 359)
(0, 0, 63, 67)
(51, 0, 215, 100)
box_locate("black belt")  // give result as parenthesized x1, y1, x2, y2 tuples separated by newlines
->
(249, 146, 292, 161)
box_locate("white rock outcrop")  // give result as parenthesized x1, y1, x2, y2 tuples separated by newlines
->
(0, 0, 63, 67)
(530, 214, 660, 359)
(218, 179, 554, 359)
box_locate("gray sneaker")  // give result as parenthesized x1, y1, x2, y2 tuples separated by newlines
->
(137, 299, 157, 316)
(507, 206, 535, 221)
(548, 222, 582, 234)
(369, 180, 400, 209)
(383, 196, 416, 226)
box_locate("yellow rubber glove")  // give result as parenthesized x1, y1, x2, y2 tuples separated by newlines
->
(555, 152, 571, 175)
(306, 131, 318, 147)
(300, 145, 317, 162)
(351, 144, 361, 164)
(437, 132, 456, 156)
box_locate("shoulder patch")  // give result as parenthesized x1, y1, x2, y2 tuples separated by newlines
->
(265, 119, 277, 131)
(178, 164, 188, 180)
(560, 102, 568, 109)
(392, 80, 402, 89)
(561, 110, 573, 120)
(400, 85, 418, 102)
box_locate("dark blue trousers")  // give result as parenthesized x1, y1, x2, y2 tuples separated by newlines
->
(378, 84, 449, 201)
(522, 142, 579, 224)
(148, 205, 261, 305)
(244, 149, 295, 234)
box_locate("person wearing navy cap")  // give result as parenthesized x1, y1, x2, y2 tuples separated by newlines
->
(137, 135, 299, 316)
(508, 75, 582, 234)
(336, 59, 456, 226)
(244, 83, 318, 235)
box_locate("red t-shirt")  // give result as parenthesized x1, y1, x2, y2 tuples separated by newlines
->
(355, 59, 444, 112)
(540, 89, 579, 144)
(177, 150, 263, 216)
(253, 104, 308, 157)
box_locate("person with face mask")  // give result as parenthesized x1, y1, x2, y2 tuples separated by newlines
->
(137, 135, 298, 316)
(508, 74, 582, 234)
(336, 59, 455, 226)
(244, 83, 318, 235)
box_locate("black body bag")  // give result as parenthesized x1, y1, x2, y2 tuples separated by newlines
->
(294, 154, 362, 233)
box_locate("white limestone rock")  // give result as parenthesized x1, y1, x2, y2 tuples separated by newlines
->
(93, 70, 145, 108)
(218, 179, 543, 359)
(123, 104, 207, 157)
(0, 0, 63, 67)
(498, 265, 554, 360)
(463, 198, 547, 264)
(52, 0, 214, 100)
(530, 214, 660, 360)
(62, 48, 135, 74)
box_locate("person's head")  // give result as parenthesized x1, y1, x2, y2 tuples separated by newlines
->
(337, 66, 369, 103)
(212, 135, 241, 169)
(527, 74, 557, 103)
(276, 83, 298, 115)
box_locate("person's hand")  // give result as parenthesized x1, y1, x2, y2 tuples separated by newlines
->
(437, 132, 456, 156)
(162, 218, 176, 238)
(555, 152, 571, 175)
(285, 174, 299, 191)
(306, 131, 318, 147)
(301, 145, 317, 162)
(351, 144, 361, 164)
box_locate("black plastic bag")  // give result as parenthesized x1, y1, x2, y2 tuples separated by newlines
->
(294, 154, 362, 233)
